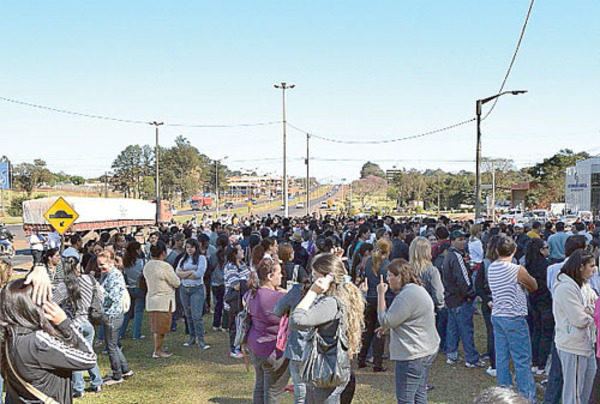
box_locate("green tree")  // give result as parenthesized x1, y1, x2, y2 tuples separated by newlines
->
(528, 149, 589, 205)
(360, 161, 385, 179)
(12, 159, 53, 196)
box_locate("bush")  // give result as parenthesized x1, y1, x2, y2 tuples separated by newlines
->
(8, 194, 45, 217)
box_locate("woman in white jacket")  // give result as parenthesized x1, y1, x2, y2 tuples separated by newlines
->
(553, 249, 598, 404)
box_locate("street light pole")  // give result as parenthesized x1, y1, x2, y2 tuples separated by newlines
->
(274, 82, 295, 217)
(215, 156, 228, 219)
(475, 90, 527, 218)
(151, 121, 164, 224)
(305, 133, 310, 216)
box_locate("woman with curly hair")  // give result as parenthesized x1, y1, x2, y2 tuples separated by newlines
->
(291, 250, 365, 403)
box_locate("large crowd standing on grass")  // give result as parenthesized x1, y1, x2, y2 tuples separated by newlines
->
(1, 211, 600, 403)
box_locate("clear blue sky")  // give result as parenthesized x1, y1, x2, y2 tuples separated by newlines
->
(1, 1, 599, 183)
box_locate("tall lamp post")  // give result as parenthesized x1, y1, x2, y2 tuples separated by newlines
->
(475, 90, 527, 218)
(215, 156, 228, 218)
(274, 82, 295, 217)
(151, 121, 164, 224)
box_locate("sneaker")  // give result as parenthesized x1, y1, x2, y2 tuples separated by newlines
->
(465, 360, 487, 369)
(199, 343, 211, 350)
(426, 384, 435, 392)
(122, 370, 134, 380)
(212, 326, 221, 331)
(446, 357, 461, 365)
(531, 366, 539, 373)
(132, 335, 146, 340)
(103, 378, 124, 386)
(534, 366, 546, 375)
(481, 354, 491, 361)
(85, 385, 102, 394)
(73, 391, 85, 399)
(230, 350, 244, 359)
(357, 361, 367, 369)
(486, 367, 497, 377)
(183, 338, 196, 347)
(373, 366, 388, 373)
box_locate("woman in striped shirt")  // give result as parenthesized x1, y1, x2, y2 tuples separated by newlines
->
(53, 257, 103, 397)
(223, 243, 251, 358)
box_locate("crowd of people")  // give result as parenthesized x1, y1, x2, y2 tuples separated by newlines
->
(0, 211, 600, 403)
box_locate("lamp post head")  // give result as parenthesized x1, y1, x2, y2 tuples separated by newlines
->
(511, 90, 527, 95)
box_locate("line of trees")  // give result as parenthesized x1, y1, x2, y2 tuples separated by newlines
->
(354, 149, 590, 210)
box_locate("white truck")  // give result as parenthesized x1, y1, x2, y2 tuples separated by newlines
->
(22, 197, 173, 234)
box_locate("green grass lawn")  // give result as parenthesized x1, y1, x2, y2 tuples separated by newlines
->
(74, 312, 527, 404)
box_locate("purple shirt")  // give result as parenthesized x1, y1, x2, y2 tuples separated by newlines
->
(246, 288, 285, 358)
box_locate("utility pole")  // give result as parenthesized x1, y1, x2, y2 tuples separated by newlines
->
(491, 160, 496, 222)
(215, 156, 228, 218)
(274, 82, 295, 217)
(437, 175, 441, 217)
(475, 90, 527, 218)
(305, 133, 310, 216)
(341, 179, 346, 212)
(151, 121, 164, 225)
(104, 171, 109, 198)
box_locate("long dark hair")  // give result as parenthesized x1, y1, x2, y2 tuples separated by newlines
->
(216, 234, 229, 268)
(560, 249, 595, 288)
(123, 241, 142, 269)
(226, 243, 241, 267)
(62, 256, 82, 314)
(42, 248, 60, 267)
(251, 238, 276, 269)
(0, 279, 78, 380)
(184, 239, 201, 266)
(525, 238, 549, 277)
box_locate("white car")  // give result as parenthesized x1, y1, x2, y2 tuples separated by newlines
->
(296, 203, 305, 209)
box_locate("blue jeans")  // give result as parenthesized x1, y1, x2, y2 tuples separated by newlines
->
(211, 284, 226, 329)
(491, 316, 537, 403)
(73, 320, 103, 393)
(119, 288, 146, 339)
(446, 301, 479, 364)
(543, 337, 562, 404)
(290, 360, 307, 404)
(180, 285, 206, 344)
(102, 313, 130, 380)
(395, 353, 437, 404)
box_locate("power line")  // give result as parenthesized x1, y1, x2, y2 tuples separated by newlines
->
(0, 96, 150, 125)
(482, 0, 535, 121)
(0, 95, 282, 128)
(287, 118, 475, 144)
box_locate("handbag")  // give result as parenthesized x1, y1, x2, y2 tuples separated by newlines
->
(300, 299, 351, 388)
(233, 292, 252, 347)
(4, 340, 60, 404)
(88, 276, 105, 326)
(275, 312, 290, 351)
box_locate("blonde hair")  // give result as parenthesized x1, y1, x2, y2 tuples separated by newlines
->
(0, 259, 12, 287)
(470, 223, 482, 241)
(311, 253, 365, 357)
(371, 238, 392, 277)
(409, 236, 433, 276)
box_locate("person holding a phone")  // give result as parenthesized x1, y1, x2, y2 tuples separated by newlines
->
(376, 258, 440, 404)
(290, 250, 365, 403)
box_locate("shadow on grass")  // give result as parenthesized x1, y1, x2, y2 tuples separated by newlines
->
(208, 398, 251, 404)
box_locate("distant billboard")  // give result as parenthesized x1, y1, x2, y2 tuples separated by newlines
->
(0, 162, 9, 190)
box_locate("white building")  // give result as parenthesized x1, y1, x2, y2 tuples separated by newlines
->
(565, 157, 600, 213)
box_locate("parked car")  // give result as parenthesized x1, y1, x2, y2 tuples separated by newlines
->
(296, 203, 305, 209)
(224, 202, 234, 209)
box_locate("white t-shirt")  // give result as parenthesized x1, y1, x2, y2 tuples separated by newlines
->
(29, 234, 45, 251)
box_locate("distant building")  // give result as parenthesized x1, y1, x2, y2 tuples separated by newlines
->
(510, 182, 536, 209)
(565, 156, 600, 213)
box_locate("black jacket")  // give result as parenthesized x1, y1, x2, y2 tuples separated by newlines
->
(442, 247, 475, 309)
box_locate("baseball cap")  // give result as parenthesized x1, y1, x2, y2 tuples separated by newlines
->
(449, 230, 468, 240)
(514, 223, 524, 229)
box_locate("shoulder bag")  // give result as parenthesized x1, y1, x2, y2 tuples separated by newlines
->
(275, 312, 290, 351)
(4, 340, 60, 404)
(233, 292, 253, 347)
(88, 276, 105, 326)
(300, 299, 351, 388)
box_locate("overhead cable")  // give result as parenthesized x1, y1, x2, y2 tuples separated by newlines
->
(482, 0, 535, 121)
(287, 119, 475, 144)
(0, 95, 281, 128)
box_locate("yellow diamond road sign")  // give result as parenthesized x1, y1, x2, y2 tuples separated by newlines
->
(43, 197, 79, 235)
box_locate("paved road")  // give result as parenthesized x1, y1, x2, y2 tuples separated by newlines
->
(6, 224, 32, 271)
